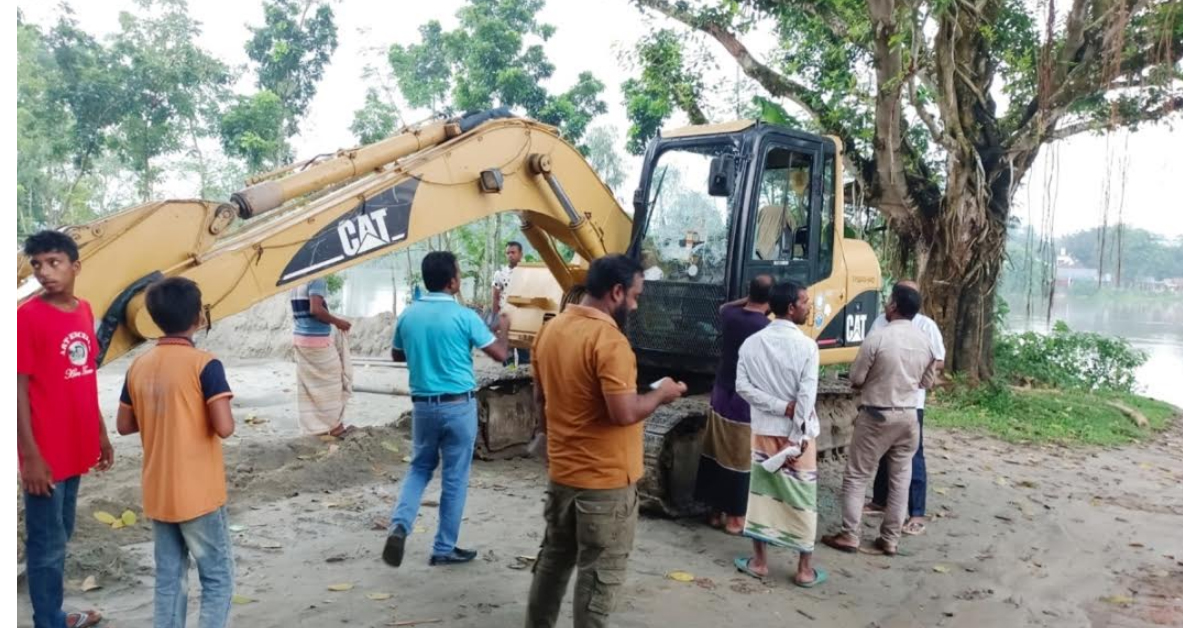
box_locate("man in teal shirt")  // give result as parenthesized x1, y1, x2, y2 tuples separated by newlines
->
(383, 251, 509, 567)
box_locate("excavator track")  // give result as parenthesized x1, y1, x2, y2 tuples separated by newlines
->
(470, 369, 859, 518)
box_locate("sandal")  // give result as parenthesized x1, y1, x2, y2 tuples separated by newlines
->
(794, 567, 828, 588)
(820, 534, 859, 554)
(871, 537, 898, 556)
(733, 556, 767, 580)
(902, 520, 927, 536)
(67, 610, 103, 627)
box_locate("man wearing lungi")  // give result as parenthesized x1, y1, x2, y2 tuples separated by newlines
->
(822, 284, 937, 556)
(734, 281, 826, 588)
(290, 277, 355, 438)
(694, 274, 774, 535)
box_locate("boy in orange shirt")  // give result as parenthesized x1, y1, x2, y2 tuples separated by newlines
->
(116, 277, 236, 628)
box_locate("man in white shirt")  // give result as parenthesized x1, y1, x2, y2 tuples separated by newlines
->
(491, 241, 528, 366)
(732, 282, 826, 590)
(863, 281, 945, 536)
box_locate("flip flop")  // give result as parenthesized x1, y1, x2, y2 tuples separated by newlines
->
(733, 556, 766, 581)
(67, 610, 103, 627)
(794, 567, 828, 588)
(902, 520, 927, 536)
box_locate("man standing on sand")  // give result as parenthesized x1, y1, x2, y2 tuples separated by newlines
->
(492, 241, 530, 366)
(822, 284, 937, 556)
(733, 282, 826, 589)
(525, 254, 687, 628)
(383, 252, 511, 568)
(19, 230, 111, 628)
(694, 274, 774, 535)
(862, 280, 945, 537)
(290, 277, 355, 438)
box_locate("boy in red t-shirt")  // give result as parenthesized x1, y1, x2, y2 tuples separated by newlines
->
(18, 230, 111, 628)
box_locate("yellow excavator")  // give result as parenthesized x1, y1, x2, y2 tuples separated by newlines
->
(16, 108, 881, 515)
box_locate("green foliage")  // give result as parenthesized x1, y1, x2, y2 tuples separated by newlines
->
(219, 91, 288, 172)
(325, 272, 344, 295)
(582, 125, 629, 192)
(994, 321, 1147, 393)
(1058, 227, 1182, 281)
(387, 0, 605, 145)
(620, 29, 708, 154)
(349, 88, 401, 145)
(930, 385, 1177, 446)
(245, 0, 338, 138)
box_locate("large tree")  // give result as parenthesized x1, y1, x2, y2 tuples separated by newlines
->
(387, 0, 607, 146)
(629, 0, 1182, 381)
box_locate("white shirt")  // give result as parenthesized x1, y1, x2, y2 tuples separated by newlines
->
(867, 313, 946, 409)
(735, 319, 820, 442)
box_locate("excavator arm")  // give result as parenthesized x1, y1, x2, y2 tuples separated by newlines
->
(17, 109, 632, 366)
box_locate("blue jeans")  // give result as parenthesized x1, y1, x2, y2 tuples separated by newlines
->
(873, 409, 926, 517)
(390, 398, 478, 556)
(24, 475, 80, 628)
(153, 507, 235, 628)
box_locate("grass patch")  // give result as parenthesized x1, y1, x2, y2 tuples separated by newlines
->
(928, 386, 1179, 447)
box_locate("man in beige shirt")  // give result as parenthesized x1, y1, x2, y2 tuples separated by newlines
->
(822, 284, 936, 555)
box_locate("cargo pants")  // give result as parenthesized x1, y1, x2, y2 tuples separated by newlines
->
(525, 482, 638, 628)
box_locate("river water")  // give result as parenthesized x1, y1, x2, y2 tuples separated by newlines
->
(1005, 297, 1184, 407)
(338, 266, 1184, 407)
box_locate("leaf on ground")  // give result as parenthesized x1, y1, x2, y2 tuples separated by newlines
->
(1016, 480, 1039, 489)
(327, 583, 354, 592)
(81, 575, 101, 592)
(667, 571, 695, 582)
(367, 592, 392, 601)
(259, 540, 283, 549)
(1137, 462, 1152, 470)
(933, 565, 951, 574)
(933, 487, 949, 496)
(1102, 595, 1133, 606)
(413, 525, 428, 534)
(110, 520, 125, 530)
(232, 594, 256, 605)
(994, 477, 1009, 486)
(381, 441, 400, 453)
(1129, 542, 1145, 548)
(93, 511, 118, 525)
(402, 455, 413, 463)
(319, 435, 337, 443)
(121, 510, 137, 526)
(229, 524, 247, 533)
(372, 519, 389, 531)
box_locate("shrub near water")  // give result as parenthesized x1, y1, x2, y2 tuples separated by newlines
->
(993, 321, 1147, 393)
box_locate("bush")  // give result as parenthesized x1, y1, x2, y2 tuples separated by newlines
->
(994, 321, 1146, 393)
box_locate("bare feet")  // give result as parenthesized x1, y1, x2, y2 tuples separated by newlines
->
(724, 515, 745, 535)
(708, 512, 724, 530)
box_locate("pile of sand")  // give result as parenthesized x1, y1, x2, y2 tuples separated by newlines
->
(198, 293, 396, 360)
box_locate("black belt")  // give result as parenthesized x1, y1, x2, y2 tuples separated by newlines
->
(860, 405, 916, 412)
(412, 392, 475, 404)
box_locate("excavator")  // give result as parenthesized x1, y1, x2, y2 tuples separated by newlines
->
(16, 108, 881, 516)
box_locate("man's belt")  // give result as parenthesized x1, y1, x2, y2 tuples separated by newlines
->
(412, 391, 476, 404)
(859, 405, 917, 412)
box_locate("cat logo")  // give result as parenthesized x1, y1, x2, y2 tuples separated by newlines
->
(337, 208, 393, 256)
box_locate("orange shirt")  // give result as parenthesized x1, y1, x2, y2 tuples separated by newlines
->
(120, 338, 233, 522)
(532, 305, 642, 489)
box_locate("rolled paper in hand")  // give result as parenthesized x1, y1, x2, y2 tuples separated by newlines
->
(761, 445, 804, 473)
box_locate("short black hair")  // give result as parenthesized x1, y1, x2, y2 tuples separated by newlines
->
(146, 277, 203, 335)
(24, 230, 79, 262)
(505, 241, 523, 252)
(891, 284, 922, 319)
(422, 251, 458, 292)
(586, 254, 642, 299)
(748, 274, 774, 304)
(769, 281, 806, 318)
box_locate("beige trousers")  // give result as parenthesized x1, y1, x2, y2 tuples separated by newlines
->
(839, 408, 920, 546)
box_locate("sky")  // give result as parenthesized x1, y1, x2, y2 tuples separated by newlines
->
(16, 0, 1187, 241)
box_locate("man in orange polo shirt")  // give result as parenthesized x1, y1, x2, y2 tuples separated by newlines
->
(524, 254, 687, 628)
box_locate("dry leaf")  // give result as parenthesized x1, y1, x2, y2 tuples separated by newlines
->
(933, 565, 951, 574)
(367, 592, 393, 601)
(81, 575, 101, 592)
(933, 487, 948, 496)
(994, 477, 1009, 486)
(110, 520, 125, 530)
(320, 435, 337, 443)
(121, 510, 137, 526)
(232, 594, 256, 605)
(413, 525, 428, 534)
(402, 455, 413, 463)
(667, 571, 695, 582)
(1102, 595, 1133, 606)
(381, 441, 400, 453)
(328, 583, 354, 592)
(93, 511, 117, 525)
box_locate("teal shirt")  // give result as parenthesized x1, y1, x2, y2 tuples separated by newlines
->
(393, 293, 496, 396)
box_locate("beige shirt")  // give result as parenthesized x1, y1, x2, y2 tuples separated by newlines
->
(849, 318, 937, 409)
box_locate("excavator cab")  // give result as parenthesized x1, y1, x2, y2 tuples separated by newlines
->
(626, 121, 879, 385)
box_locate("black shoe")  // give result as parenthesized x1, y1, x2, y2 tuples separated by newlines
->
(429, 547, 477, 566)
(382, 529, 407, 567)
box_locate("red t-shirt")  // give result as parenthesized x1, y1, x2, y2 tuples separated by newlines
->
(17, 297, 102, 482)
